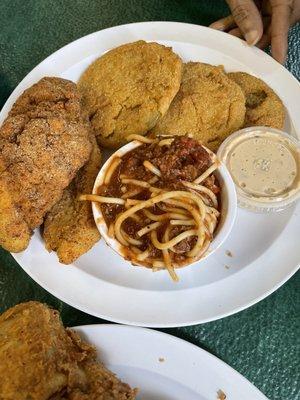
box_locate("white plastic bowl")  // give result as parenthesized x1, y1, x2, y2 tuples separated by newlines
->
(92, 140, 237, 273)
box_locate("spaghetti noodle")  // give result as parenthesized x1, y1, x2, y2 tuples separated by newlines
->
(80, 135, 221, 281)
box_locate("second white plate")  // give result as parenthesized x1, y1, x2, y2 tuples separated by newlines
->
(73, 324, 268, 400)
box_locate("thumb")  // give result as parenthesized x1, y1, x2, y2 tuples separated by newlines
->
(227, 0, 264, 45)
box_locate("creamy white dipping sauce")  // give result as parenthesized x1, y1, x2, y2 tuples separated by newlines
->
(217, 127, 300, 212)
(229, 136, 297, 197)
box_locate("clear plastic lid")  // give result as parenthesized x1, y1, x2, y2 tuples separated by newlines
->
(217, 127, 300, 213)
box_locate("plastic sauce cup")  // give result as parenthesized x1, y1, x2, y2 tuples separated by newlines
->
(217, 127, 300, 213)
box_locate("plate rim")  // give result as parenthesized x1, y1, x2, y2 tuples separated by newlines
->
(17, 256, 299, 327)
(72, 323, 269, 399)
(2, 21, 300, 327)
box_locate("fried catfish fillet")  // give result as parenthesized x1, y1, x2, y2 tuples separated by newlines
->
(0, 77, 92, 252)
(0, 302, 137, 400)
(0, 302, 90, 400)
(66, 359, 137, 400)
(43, 135, 101, 264)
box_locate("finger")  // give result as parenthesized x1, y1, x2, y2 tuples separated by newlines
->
(270, 1, 292, 64)
(209, 15, 237, 31)
(227, 0, 264, 45)
(291, 12, 300, 25)
(291, 0, 300, 25)
(228, 27, 244, 38)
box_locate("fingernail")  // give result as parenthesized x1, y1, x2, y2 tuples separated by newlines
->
(209, 21, 226, 31)
(245, 30, 260, 46)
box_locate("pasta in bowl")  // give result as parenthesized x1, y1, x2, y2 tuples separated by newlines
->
(82, 135, 237, 281)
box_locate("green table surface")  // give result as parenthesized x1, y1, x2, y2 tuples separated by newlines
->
(0, 1, 299, 399)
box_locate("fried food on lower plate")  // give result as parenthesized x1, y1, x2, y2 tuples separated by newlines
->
(65, 358, 137, 400)
(78, 40, 182, 148)
(0, 302, 137, 400)
(0, 302, 89, 400)
(43, 135, 101, 264)
(227, 72, 285, 129)
(0, 77, 92, 253)
(150, 62, 246, 152)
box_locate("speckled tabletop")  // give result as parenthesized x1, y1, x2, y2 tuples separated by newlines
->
(0, 1, 299, 399)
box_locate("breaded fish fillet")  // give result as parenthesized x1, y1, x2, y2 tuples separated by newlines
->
(0, 302, 90, 400)
(0, 163, 31, 252)
(0, 77, 92, 252)
(66, 359, 137, 400)
(43, 135, 101, 264)
(0, 302, 137, 400)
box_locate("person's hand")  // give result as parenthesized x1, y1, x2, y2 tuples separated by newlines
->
(209, 0, 300, 64)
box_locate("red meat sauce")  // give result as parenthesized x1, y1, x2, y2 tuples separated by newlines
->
(97, 136, 220, 264)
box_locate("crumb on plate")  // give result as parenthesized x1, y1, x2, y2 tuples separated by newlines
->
(217, 389, 227, 399)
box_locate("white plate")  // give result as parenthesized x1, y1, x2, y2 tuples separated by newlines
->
(73, 324, 268, 400)
(2, 22, 300, 327)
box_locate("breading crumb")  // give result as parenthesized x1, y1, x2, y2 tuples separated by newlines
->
(217, 389, 227, 399)
(225, 250, 233, 257)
